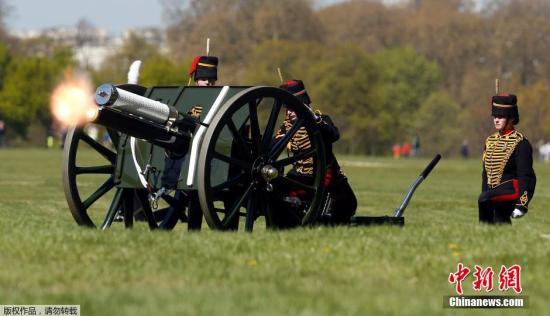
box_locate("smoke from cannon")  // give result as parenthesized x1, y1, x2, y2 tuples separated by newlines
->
(50, 72, 98, 126)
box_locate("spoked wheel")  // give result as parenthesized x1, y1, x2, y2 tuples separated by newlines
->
(63, 125, 131, 228)
(62, 125, 195, 230)
(136, 189, 203, 231)
(197, 86, 326, 231)
(133, 188, 202, 230)
(62, 83, 194, 230)
(128, 136, 203, 231)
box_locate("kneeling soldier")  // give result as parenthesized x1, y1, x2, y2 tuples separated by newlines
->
(274, 80, 357, 227)
(479, 93, 536, 224)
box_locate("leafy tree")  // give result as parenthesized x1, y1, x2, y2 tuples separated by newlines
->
(306, 46, 385, 154)
(515, 82, 550, 143)
(0, 0, 10, 41)
(164, 0, 323, 66)
(372, 47, 442, 142)
(401, 0, 488, 99)
(250, 0, 324, 43)
(0, 48, 73, 136)
(244, 40, 326, 85)
(0, 41, 10, 88)
(140, 54, 191, 86)
(413, 91, 463, 156)
(92, 32, 159, 85)
(317, 0, 404, 52)
(488, 0, 550, 85)
(245, 40, 385, 154)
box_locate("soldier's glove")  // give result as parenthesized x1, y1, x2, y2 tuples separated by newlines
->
(314, 110, 323, 124)
(511, 208, 525, 219)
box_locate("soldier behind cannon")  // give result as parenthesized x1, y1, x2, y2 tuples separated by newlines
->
(188, 55, 218, 87)
(272, 80, 357, 227)
(478, 93, 536, 224)
(184, 55, 218, 121)
(155, 55, 220, 227)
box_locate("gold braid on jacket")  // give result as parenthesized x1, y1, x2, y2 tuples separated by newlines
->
(483, 130, 523, 188)
(276, 118, 314, 176)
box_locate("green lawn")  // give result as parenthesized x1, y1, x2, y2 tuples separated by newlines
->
(0, 149, 548, 315)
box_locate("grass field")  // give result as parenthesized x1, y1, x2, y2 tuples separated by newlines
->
(0, 149, 549, 315)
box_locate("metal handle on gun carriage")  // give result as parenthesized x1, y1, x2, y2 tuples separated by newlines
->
(393, 154, 442, 218)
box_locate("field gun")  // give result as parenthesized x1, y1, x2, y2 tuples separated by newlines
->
(59, 72, 440, 232)
(61, 83, 328, 231)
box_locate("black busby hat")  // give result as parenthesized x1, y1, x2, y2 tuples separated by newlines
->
(280, 79, 311, 105)
(189, 56, 218, 81)
(492, 94, 519, 124)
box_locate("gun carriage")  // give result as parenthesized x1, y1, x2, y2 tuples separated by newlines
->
(63, 83, 328, 231)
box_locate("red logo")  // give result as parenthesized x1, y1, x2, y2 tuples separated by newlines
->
(472, 265, 494, 292)
(449, 263, 471, 295)
(449, 264, 522, 295)
(498, 265, 522, 293)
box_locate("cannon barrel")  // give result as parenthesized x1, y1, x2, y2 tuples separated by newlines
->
(93, 84, 195, 157)
(95, 84, 179, 126)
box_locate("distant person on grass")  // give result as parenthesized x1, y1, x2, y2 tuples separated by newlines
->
(0, 119, 6, 148)
(478, 93, 536, 224)
(401, 142, 411, 158)
(392, 143, 401, 159)
(412, 136, 420, 157)
(460, 139, 469, 159)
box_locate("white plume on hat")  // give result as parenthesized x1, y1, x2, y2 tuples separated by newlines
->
(127, 60, 142, 84)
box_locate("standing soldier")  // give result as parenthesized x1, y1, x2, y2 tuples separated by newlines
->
(478, 93, 536, 224)
(274, 79, 357, 226)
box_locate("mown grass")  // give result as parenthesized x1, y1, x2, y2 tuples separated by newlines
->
(0, 149, 549, 315)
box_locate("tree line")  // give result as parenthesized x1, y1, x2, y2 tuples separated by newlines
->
(0, 0, 548, 155)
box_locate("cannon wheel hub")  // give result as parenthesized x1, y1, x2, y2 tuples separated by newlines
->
(260, 165, 279, 182)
